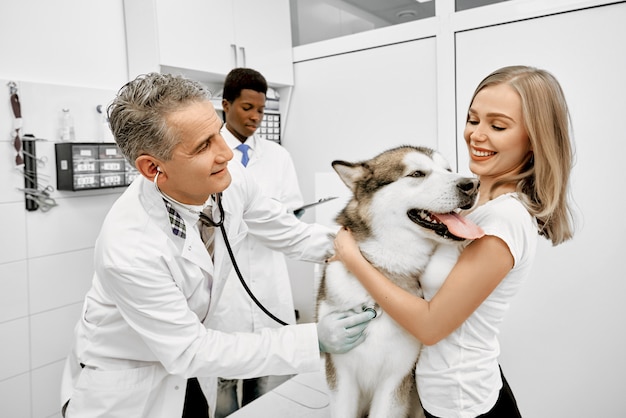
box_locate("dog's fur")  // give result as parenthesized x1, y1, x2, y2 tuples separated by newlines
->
(316, 145, 480, 418)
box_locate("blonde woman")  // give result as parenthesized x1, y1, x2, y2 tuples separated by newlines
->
(330, 66, 575, 417)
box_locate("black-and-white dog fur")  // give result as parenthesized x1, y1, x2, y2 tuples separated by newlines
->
(316, 145, 482, 418)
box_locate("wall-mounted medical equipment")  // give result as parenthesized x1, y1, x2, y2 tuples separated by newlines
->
(260, 112, 281, 144)
(8, 81, 57, 211)
(55, 142, 139, 191)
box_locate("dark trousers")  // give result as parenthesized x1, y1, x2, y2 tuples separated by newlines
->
(182, 377, 209, 418)
(423, 367, 522, 418)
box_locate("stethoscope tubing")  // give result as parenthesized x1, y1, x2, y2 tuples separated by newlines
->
(155, 172, 288, 326)
(218, 221, 288, 326)
(199, 193, 289, 326)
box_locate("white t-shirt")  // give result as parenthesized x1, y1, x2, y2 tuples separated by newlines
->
(417, 193, 538, 418)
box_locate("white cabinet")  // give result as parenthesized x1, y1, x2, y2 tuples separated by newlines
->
(229, 0, 294, 85)
(124, 0, 294, 86)
(155, 0, 235, 78)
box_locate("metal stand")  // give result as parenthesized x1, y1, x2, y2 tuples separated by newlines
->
(23, 138, 38, 211)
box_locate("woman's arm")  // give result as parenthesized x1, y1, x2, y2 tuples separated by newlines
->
(331, 227, 514, 345)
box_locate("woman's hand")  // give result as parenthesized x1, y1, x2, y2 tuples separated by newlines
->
(327, 227, 363, 267)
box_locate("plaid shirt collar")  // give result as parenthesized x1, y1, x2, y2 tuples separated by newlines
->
(163, 198, 187, 239)
(162, 197, 214, 240)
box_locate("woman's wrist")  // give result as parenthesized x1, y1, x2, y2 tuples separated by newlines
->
(343, 247, 366, 272)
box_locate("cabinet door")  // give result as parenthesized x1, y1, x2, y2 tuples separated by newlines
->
(232, 0, 294, 86)
(156, 0, 235, 76)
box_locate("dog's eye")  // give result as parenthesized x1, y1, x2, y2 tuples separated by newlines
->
(409, 170, 426, 178)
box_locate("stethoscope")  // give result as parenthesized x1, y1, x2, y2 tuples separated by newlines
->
(202, 193, 380, 324)
(198, 192, 225, 228)
(155, 171, 289, 326)
(201, 193, 289, 326)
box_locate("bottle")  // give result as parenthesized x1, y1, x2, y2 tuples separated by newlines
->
(96, 104, 113, 142)
(60, 108, 76, 141)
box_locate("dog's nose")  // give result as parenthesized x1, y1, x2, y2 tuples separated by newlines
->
(458, 178, 480, 196)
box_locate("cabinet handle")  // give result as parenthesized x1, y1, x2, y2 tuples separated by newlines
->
(231, 44, 238, 67)
(239, 46, 246, 67)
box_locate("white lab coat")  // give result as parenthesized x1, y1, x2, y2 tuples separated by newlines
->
(206, 129, 304, 333)
(60, 161, 331, 418)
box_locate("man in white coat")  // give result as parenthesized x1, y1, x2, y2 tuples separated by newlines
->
(206, 68, 306, 417)
(60, 73, 375, 418)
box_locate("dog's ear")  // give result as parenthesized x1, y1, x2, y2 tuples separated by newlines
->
(332, 160, 367, 193)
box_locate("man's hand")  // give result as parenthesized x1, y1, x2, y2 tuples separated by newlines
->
(317, 309, 376, 354)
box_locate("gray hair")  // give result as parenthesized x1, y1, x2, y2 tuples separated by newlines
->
(107, 73, 211, 164)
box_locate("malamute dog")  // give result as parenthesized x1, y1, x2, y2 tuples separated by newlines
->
(317, 145, 484, 418)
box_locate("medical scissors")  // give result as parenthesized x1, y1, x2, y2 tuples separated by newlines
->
(21, 149, 48, 167)
(19, 186, 58, 212)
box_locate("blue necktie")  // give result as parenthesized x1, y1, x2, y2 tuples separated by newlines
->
(236, 143, 250, 167)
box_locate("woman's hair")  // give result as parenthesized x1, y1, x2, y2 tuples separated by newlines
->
(107, 72, 211, 164)
(222, 67, 268, 103)
(469, 65, 575, 245)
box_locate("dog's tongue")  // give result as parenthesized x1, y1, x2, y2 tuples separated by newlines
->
(433, 212, 484, 240)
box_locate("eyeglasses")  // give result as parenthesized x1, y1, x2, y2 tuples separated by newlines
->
(14, 131, 23, 166)
(10, 87, 23, 166)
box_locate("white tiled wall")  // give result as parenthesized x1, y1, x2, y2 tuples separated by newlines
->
(0, 202, 28, 263)
(31, 361, 65, 418)
(31, 305, 83, 370)
(29, 249, 95, 315)
(0, 372, 31, 418)
(1, 2, 128, 416)
(0, 318, 30, 380)
(0, 261, 29, 321)
(26, 190, 119, 259)
(0, 78, 124, 418)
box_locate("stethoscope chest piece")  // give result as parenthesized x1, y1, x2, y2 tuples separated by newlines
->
(362, 304, 382, 319)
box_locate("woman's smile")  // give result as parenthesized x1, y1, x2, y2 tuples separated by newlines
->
(470, 146, 497, 160)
